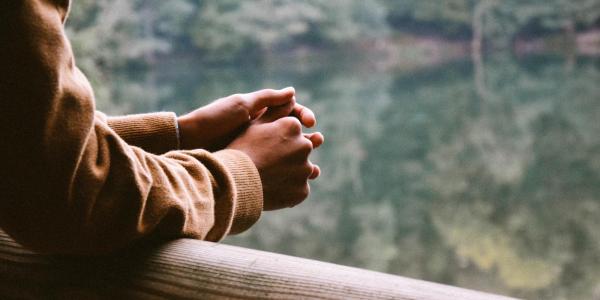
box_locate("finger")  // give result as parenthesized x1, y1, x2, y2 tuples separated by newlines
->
(245, 87, 295, 118)
(291, 182, 310, 207)
(303, 132, 324, 149)
(251, 107, 268, 120)
(309, 164, 321, 180)
(291, 103, 316, 128)
(257, 99, 296, 124)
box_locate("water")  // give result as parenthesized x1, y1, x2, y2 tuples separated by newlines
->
(98, 53, 600, 299)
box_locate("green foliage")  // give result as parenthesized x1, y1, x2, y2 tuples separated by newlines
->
(67, 0, 194, 111)
(500, 0, 600, 29)
(67, 0, 194, 69)
(95, 51, 600, 299)
(382, 0, 477, 35)
(383, 0, 600, 45)
(203, 54, 597, 299)
(62, 2, 600, 297)
(66, 0, 600, 66)
(189, 0, 389, 58)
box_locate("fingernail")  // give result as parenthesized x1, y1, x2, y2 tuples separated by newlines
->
(283, 86, 295, 93)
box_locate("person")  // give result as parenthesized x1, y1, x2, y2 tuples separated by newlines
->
(0, 0, 323, 255)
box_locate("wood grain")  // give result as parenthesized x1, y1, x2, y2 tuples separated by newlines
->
(0, 230, 516, 299)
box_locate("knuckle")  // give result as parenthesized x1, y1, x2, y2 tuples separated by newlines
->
(230, 94, 250, 115)
(263, 88, 278, 95)
(281, 117, 302, 134)
(288, 182, 310, 208)
(302, 163, 313, 178)
(229, 93, 245, 104)
(299, 183, 310, 200)
(256, 89, 276, 99)
(298, 138, 313, 156)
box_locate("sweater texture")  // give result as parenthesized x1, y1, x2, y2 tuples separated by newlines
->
(0, 0, 263, 255)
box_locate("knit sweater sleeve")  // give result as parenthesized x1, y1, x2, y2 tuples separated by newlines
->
(0, 0, 262, 255)
(104, 112, 181, 154)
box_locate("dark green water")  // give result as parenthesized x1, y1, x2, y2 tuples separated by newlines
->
(98, 54, 600, 299)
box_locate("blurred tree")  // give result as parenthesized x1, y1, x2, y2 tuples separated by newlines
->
(383, 0, 600, 48)
(66, 0, 600, 70)
(66, 0, 195, 111)
(61, 1, 600, 297)
(189, 0, 389, 59)
(382, 0, 476, 38)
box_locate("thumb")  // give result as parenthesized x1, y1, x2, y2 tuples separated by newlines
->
(256, 97, 296, 124)
(246, 87, 295, 118)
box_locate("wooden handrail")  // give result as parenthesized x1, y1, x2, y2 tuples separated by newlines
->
(0, 230, 515, 299)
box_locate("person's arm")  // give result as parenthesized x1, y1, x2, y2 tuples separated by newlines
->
(175, 90, 318, 152)
(0, 0, 262, 255)
(105, 112, 181, 154)
(104, 90, 318, 155)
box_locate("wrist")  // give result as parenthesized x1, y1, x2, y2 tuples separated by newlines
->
(176, 114, 193, 149)
(174, 114, 181, 149)
(177, 109, 211, 150)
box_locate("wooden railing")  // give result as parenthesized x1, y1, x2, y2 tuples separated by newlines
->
(0, 230, 515, 299)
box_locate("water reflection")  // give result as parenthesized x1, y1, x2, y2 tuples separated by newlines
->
(99, 54, 600, 299)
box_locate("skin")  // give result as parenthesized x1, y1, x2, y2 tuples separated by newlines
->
(178, 88, 317, 150)
(177, 87, 324, 210)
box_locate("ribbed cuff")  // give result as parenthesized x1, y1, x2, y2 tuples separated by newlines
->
(107, 112, 179, 154)
(212, 149, 263, 235)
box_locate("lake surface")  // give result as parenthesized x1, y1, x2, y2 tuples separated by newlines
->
(98, 53, 600, 299)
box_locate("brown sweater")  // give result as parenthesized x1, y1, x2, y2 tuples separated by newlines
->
(0, 0, 263, 255)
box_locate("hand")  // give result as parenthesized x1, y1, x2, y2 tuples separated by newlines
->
(228, 103, 324, 210)
(177, 88, 316, 151)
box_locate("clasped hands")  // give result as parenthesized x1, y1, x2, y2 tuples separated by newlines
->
(177, 88, 323, 210)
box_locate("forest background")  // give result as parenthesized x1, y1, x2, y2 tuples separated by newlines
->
(66, 1, 600, 299)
